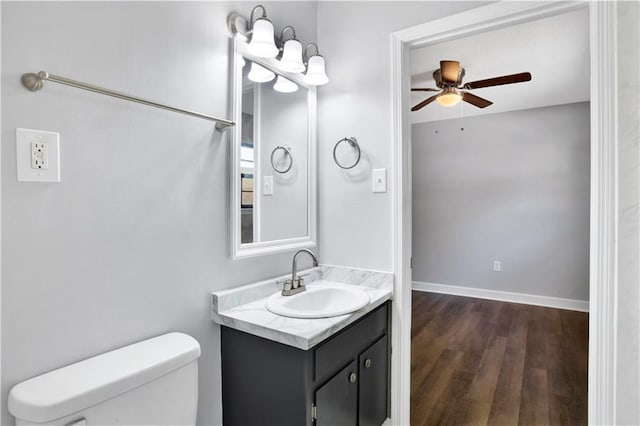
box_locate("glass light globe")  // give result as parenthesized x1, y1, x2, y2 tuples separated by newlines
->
(248, 62, 275, 83)
(436, 88, 462, 107)
(304, 55, 329, 86)
(248, 19, 278, 58)
(279, 39, 305, 73)
(273, 76, 298, 93)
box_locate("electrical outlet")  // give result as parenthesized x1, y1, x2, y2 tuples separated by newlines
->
(17, 128, 60, 182)
(31, 142, 49, 169)
(493, 261, 502, 272)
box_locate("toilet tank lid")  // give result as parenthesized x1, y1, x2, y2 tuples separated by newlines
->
(8, 332, 201, 423)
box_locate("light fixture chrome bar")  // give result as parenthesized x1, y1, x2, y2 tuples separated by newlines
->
(21, 71, 235, 130)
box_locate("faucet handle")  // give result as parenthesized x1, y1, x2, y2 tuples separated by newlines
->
(277, 278, 293, 291)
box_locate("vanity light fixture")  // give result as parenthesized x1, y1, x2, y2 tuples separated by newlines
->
(227, 6, 329, 86)
(248, 62, 275, 83)
(303, 43, 329, 86)
(246, 5, 278, 58)
(278, 26, 305, 73)
(273, 75, 298, 93)
(435, 87, 462, 107)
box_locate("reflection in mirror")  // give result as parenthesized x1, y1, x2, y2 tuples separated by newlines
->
(240, 94, 254, 243)
(258, 74, 308, 242)
(231, 38, 317, 259)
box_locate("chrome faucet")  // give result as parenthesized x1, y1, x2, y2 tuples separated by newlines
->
(281, 249, 319, 296)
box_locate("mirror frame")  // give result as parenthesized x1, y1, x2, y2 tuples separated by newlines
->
(230, 36, 317, 259)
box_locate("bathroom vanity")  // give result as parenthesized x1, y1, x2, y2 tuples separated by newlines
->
(221, 302, 389, 426)
(211, 266, 393, 426)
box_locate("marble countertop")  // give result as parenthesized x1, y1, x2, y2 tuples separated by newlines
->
(210, 265, 393, 350)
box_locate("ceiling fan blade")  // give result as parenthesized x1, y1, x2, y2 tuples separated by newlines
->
(464, 72, 532, 89)
(411, 88, 440, 92)
(440, 60, 460, 84)
(412, 94, 439, 111)
(462, 92, 493, 108)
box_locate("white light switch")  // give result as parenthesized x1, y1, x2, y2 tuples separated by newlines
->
(493, 261, 502, 272)
(263, 176, 274, 196)
(17, 128, 61, 182)
(372, 168, 387, 193)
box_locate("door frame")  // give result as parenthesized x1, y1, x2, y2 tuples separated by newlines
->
(390, 2, 617, 425)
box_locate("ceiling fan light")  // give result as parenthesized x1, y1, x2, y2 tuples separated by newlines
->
(436, 88, 462, 107)
(248, 62, 275, 83)
(248, 18, 279, 58)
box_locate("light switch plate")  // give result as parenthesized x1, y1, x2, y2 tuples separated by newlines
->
(263, 175, 274, 196)
(372, 168, 387, 193)
(16, 128, 61, 182)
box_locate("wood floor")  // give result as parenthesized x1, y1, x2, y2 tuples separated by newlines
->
(410, 291, 588, 426)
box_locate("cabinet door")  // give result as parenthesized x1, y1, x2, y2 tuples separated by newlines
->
(358, 335, 388, 426)
(315, 361, 358, 426)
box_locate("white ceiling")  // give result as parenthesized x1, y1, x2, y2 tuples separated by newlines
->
(410, 8, 590, 123)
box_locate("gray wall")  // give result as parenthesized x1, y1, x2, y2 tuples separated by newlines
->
(411, 103, 590, 301)
(316, 1, 484, 271)
(1, 2, 317, 425)
(616, 1, 640, 423)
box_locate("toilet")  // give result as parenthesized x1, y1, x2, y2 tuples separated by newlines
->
(8, 332, 201, 425)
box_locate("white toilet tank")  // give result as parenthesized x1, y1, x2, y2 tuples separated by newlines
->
(8, 332, 201, 426)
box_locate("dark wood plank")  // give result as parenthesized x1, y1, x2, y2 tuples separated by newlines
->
(411, 349, 463, 422)
(518, 367, 549, 425)
(410, 292, 588, 426)
(421, 369, 476, 426)
(456, 319, 495, 374)
(524, 307, 548, 370)
(459, 334, 508, 425)
(494, 302, 517, 338)
(486, 346, 526, 425)
(506, 307, 530, 349)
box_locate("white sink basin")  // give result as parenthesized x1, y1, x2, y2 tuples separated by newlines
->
(265, 282, 371, 319)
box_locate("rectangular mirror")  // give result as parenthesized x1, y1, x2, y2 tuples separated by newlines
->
(230, 37, 317, 259)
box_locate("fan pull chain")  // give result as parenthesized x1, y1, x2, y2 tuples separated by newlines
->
(460, 101, 465, 132)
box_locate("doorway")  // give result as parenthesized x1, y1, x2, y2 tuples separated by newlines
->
(389, 2, 618, 425)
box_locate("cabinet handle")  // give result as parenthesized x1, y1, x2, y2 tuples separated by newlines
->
(364, 358, 372, 368)
(349, 372, 357, 383)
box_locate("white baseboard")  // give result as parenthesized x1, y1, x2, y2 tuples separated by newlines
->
(412, 281, 589, 312)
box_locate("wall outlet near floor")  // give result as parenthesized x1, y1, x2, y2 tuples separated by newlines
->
(16, 128, 61, 182)
(493, 260, 502, 272)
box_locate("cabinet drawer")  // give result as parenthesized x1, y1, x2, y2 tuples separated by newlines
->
(314, 303, 388, 382)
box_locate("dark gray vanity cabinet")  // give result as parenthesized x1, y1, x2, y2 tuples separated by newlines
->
(315, 361, 358, 425)
(358, 334, 389, 426)
(220, 302, 390, 426)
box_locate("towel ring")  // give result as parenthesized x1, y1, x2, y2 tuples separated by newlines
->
(271, 145, 293, 174)
(333, 137, 361, 169)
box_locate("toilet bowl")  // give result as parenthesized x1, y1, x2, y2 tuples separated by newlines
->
(8, 332, 201, 425)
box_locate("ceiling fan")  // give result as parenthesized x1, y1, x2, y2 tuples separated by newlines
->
(411, 60, 531, 111)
